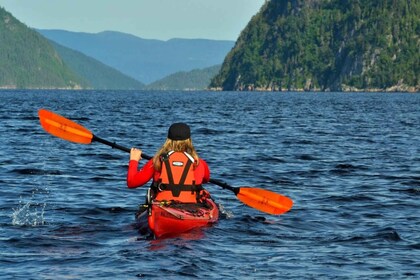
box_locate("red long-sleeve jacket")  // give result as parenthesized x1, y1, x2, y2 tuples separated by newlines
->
(127, 158, 210, 188)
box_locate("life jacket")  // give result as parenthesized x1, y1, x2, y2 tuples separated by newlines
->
(154, 151, 203, 203)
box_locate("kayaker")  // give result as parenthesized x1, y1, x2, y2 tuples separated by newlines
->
(127, 123, 211, 203)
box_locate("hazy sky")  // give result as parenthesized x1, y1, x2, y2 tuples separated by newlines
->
(0, 0, 265, 41)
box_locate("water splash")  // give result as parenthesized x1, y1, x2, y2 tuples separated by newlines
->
(11, 199, 46, 226)
(218, 204, 234, 219)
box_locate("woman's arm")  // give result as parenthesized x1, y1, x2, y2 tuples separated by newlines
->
(199, 159, 210, 184)
(127, 148, 155, 188)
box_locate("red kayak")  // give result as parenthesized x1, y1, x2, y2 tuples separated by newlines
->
(136, 196, 219, 238)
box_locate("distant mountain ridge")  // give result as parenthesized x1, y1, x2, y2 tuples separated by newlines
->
(38, 29, 235, 84)
(49, 41, 145, 90)
(210, 0, 419, 92)
(0, 5, 234, 90)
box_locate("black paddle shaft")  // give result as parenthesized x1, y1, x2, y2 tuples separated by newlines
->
(92, 135, 152, 160)
(209, 178, 239, 194)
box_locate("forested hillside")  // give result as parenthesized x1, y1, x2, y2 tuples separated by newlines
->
(146, 65, 221, 90)
(210, 0, 419, 92)
(0, 7, 86, 89)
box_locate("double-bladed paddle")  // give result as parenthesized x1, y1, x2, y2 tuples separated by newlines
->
(38, 109, 293, 215)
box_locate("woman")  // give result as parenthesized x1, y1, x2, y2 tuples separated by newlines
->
(127, 122, 211, 203)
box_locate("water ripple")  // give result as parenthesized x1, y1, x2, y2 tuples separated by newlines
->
(0, 90, 419, 279)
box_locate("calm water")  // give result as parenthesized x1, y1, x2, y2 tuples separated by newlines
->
(0, 90, 419, 279)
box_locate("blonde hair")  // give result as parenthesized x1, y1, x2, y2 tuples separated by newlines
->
(153, 138, 199, 171)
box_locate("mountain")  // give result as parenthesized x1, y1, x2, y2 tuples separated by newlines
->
(146, 65, 221, 90)
(49, 41, 145, 90)
(210, 0, 419, 92)
(0, 7, 86, 89)
(37, 29, 235, 84)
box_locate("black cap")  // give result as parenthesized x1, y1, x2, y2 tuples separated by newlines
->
(167, 123, 191, 141)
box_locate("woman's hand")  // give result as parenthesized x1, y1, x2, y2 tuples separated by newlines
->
(130, 148, 142, 161)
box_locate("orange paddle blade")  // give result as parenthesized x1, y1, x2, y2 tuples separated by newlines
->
(38, 109, 93, 144)
(236, 187, 293, 215)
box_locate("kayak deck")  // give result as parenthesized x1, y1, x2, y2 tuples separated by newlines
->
(135, 198, 219, 238)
